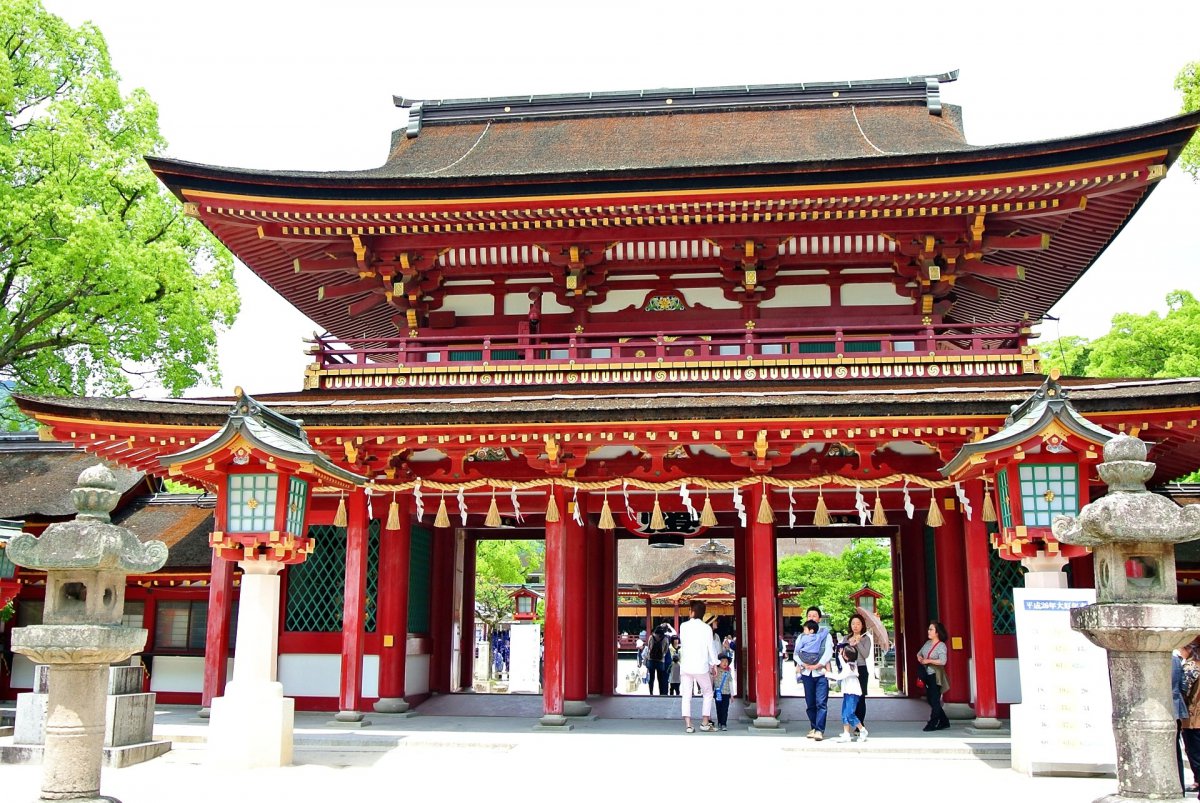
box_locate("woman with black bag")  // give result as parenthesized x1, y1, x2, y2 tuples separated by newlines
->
(916, 620, 950, 731)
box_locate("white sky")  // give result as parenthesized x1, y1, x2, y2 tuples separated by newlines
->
(43, 0, 1200, 396)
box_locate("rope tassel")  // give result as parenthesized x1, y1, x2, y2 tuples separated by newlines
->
(650, 495, 667, 531)
(485, 492, 502, 528)
(756, 484, 774, 524)
(872, 492, 888, 526)
(982, 483, 998, 523)
(700, 493, 718, 528)
(386, 495, 401, 530)
(813, 490, 831, 527)
(434, 494, 450, 528)
(925, 492, 945, 528)
(333, 494, 348, 528)
(545, 484, 561, 523)
(598, 494, 616, 531)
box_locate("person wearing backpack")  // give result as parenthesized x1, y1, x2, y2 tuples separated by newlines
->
(645, 623, 672, 696)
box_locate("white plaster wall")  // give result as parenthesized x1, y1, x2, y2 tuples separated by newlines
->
(967, 657, 1023, 705)
(840, 282, 912, 306)
(680, 287, 741, 310)
(587, 290, 646, 314)
(277, 653, 380, 698)
(11, 654, 36, 688)
(501, 293, 571, 315)
(439, 293, 494, 317)
(758, 284, 832, 309)
(150, 656, 212, 693)
(406, 654, 431, 696)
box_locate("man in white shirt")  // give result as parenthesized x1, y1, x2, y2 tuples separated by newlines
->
(679, 600, 719, 733)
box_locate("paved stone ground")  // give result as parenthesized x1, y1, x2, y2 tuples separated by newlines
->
(0, 708, 1125, 802)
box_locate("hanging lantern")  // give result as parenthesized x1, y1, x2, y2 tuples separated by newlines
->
(648, 533, 685, 549)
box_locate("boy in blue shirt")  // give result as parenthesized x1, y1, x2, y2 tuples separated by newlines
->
(712, 652, 734, 731)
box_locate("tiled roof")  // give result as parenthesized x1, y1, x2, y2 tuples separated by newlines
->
(0, 443, 143, 520)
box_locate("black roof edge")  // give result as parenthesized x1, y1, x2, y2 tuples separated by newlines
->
(392, 72, 960, 126)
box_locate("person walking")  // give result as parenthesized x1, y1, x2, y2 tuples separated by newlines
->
(846, 613, 874, 726)
(794, 616, 833, 740)
(679, 600, 719, 733)
(830, 644, 868, 743)
(1179, 639, 1200, 795)
(917, 621, 950, 731)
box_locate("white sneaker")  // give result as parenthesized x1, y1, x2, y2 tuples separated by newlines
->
(806, 729, 817, 739)
(837, 733, 853, 743)
(858, 727, 868, 742)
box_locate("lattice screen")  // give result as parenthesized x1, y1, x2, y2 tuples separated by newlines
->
(990, 544, 1026, 635)
(284, 521, 382, 633)
(365, 520, 380, 633)
(408, 525, 433, 634)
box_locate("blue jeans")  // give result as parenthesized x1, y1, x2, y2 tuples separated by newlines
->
(841, 694, 861, 729)
(801, 673, 828, 732)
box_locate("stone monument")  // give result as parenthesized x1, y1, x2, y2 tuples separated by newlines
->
(1053, 434, 1200, 802)
(6, 464, 167, 803)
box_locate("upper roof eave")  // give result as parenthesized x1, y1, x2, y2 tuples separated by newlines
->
(144, 109, 1200, 203)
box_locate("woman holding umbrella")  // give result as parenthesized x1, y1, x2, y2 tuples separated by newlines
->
(846, 613, 874, 725)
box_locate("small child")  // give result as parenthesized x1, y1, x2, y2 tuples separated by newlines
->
(712, 652, 734, 731)
(795, 620, 825, 673)
(831, 644, 868, 743)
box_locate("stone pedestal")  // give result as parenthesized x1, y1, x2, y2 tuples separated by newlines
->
(372, 698, 411, 714)
(207, 560, 294, 769)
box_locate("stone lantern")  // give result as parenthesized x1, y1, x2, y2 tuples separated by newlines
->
(7, 464, 167, 803)
(1054, 434, 1200, 802)
(160, 389, 363, 769)
(510, 585, 540, 621)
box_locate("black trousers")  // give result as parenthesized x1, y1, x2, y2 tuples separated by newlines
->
(715, 696, 731, 727)
(925, 674, 948, 726)
(1182, 727, 1200, 794)
(856, 664, 869, 724)
(646, 659, 669, 695)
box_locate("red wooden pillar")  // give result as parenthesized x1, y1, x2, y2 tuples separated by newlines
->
(644, 598, 653, 642)
(374, 495, 411, 713)
(564, 496, 589, 714)
(748, 482, 781, 726)
(139, 590, 157, 694)
(585, 513, 604, 696)
(601, 525, 618, 694)
(430, 524, 453, 694)
(337, 487, 369, 721)
(934, 490, 972, 705)
(458, 535, 477, 692)
(201, 550, 234, 714)
(673, 599, 681, 634)
(963, 480, 1001, 727)
(540, 483, 568, 725)
(733, 521, 748, 699)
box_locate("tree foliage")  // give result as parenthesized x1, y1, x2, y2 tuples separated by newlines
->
(0, 0, 238, 425)
(777, 538, 893, 635)
(473, 539, 543, 629)
(1039, 291, 1200, 379)
(1178, 61, 1200, 178)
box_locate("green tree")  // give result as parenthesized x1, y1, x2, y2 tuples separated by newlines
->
(778, 539, 893, 634)
(1035, 335, 1093, 378)
(1177, 61, 1200, 178)
(473, 539, 543, 631)
(0, 0, 238, 426)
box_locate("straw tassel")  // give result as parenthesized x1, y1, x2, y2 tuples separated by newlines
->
(598, 494, 616, 531)
(386, 494, 401, 530)
(434, 494, 450, 528)
(650, 495, 666, 531)
(981, 485, 998, 523)
(700, 493, 718, 528)
(333, 494, 348, 528)
(756, 484, 774, 524)
(485, 492, 502, 528)
(872, 492, 888, 526)
(813, 490, 831, 527)
(925, 493, 945, 528)
(545, 485, 561, 523)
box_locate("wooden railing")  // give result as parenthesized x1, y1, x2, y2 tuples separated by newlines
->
(306, 321, 1032, 373)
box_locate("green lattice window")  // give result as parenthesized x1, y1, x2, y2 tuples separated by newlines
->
(990, 542, 1026, 635)
(227, 474, 277, 532)
(286, 477, 308, 535)
(285, 521, 382, 633)
(408, 525, 432, 634)
(1018, 464, 1078, 527)
(995, 470, 1013, 528)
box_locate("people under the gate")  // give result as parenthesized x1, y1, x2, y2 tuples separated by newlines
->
(830, 643, 868, 743)
(846, 613, 874, 726)
(668, 636, 682, 696)
(679, 599, 719, 733)
(916, 620, 950, 731)
(644, 623, 673, 696)
(712, 652, 734, 731)
(794, 608, 834, 741)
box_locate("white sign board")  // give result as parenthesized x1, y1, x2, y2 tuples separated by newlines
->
(507, 623, 542, 694)
(1010, 587, 1116, 776)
